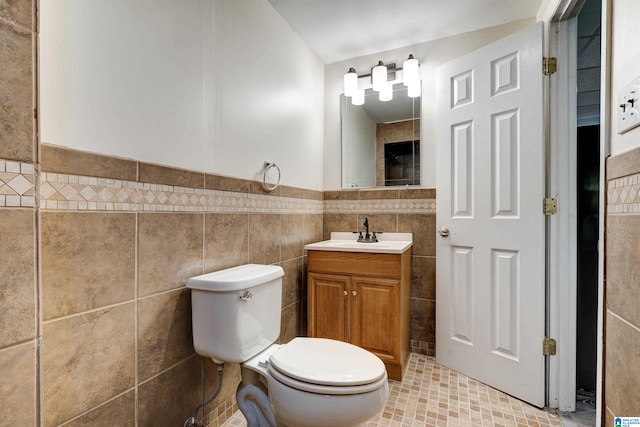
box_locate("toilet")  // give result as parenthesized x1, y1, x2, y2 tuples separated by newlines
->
(187, 264, 389, 427)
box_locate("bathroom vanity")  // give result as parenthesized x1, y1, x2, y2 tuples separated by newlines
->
(305, 233, 412, 381)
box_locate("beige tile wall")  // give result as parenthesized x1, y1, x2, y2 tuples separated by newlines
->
(323, 188, 437, 356)
(12, 144, 436, 426)
(605, 146, 640, 421)
(0, 1, 38, 426)
(0, 0, 35, 163)
(33, 144, 324, 426)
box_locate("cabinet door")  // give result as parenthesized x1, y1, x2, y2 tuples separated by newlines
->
(351, 276, 399, 364)
(308, 273, 351, 342)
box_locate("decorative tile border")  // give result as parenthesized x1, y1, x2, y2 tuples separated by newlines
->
(40, 172, 323, 214)
(2, 157, 436, 214)
(608, 172, 640, 214)
(0, 160, 36, 207)
(323, 198, 436, 214)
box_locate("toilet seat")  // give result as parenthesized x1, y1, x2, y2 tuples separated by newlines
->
(268, 337, 387, 395)
(268, 363, 388, 395)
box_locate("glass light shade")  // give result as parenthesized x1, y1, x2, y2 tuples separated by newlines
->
(372, 61, 387, 92)
(407, 82, 421, 98)
(402, 55, 420, 87)
(343, 68, 358, 97)
(351, 89, 365, 106)
(379, 84, 393, 102)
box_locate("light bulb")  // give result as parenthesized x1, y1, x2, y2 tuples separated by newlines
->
(352, 89, 365, 105)
(379, 84, 393, 102)
(403, 54, 420, 87)
(407, 82, 421, 98)
(372, 61, 387, 92)
(343, 68, 358, 97)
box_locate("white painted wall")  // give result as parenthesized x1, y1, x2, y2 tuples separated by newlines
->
(610, 0, 640, 155)
(40, 0, 324, 190)
(40, 0, 214, 167)
(215, 0, 324, 187)
(341, 99, 376, 188)
(323, 19, 534, 190)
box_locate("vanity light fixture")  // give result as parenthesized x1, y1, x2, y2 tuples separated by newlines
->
(379, 84, 393, 102)
(402, 54, 420, 87)
(403, 54, 421, 98)
(371, 61, 388, 92)
(373, 61, 393, 101)
(407, 82, 421, 98)
(352, 89, 365, 105)
(343, 54, 420, 105)
(343, 67, 358, 97)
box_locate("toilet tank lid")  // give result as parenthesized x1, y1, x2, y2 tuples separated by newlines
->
(187, 264, 284, 292)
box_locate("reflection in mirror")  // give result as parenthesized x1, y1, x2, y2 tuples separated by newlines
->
(341, 85, 420, 188)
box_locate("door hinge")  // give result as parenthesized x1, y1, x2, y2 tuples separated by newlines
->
(543, 57, 557, 75)
(543, 197, 557, 215)
(543, 337, 557, 356)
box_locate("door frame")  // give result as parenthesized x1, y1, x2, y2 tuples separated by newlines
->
(547, 16, 578, 412)
(538, 0, 609, 421)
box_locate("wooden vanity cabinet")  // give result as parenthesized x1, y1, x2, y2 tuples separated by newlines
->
(307, 249, 412, 381)
(307, 273, 351, 342)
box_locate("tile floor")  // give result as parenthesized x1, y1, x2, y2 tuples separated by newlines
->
(222, 353, 564, 427)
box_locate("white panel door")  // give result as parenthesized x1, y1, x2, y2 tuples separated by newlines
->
(435, 23, 545, 407)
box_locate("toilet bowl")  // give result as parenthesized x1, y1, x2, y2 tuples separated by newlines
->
(242, 337, 389, 427)
(187, 264, 389, 427)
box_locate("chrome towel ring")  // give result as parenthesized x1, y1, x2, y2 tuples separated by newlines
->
(262, 161, 281, 192)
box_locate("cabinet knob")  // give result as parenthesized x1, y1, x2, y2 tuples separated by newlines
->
(352, 290, 357, 296)
(343, 290, 348, 296)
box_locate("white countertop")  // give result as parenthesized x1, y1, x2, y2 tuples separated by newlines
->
(304, 232, 413, 254)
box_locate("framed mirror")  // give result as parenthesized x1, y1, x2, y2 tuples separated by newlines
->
(341, 84, 421, 188)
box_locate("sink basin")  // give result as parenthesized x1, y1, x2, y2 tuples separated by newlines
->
(322, 241, 391, 248)
(304, 232, 412, 254)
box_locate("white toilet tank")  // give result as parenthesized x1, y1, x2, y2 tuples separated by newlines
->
(187, 264, 284, 363)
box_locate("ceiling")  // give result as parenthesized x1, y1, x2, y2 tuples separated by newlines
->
(267, 0, 544, 64)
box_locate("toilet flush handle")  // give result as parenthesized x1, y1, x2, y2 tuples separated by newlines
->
(240, 291, 252, 301)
